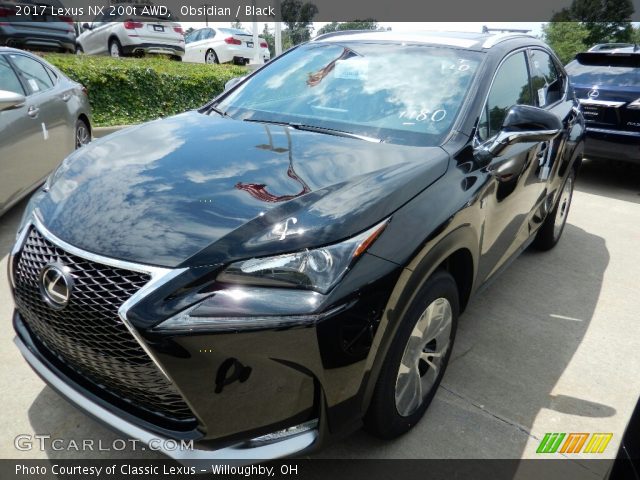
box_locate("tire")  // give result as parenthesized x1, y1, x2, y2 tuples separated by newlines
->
(75, 119, 91, 149)
(170, 55, 182, 62)
(75, 45, 84, 55)
(109, 39, 123, 58)
(364, 269, 459, 439)
(205, 49, 218, 64)
(533, 170, 575, 251)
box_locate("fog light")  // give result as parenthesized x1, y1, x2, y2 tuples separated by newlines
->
(245, 420, 318, 447)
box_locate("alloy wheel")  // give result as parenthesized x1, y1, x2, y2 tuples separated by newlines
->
(395, 297, 453, 417)
(553, 176, 573, 240)
(75, 123, 90, 148)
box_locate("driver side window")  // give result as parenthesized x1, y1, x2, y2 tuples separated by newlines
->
(477, 52, 533, 142)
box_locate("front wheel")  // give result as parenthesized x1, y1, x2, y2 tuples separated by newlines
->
(533, 170, 575, 251)
(364, 269, 459, 439)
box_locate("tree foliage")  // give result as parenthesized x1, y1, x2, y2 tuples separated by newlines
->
(316, 20, 379, 36)
(544, 0, 636, 64)
(281, 0, 318, 45)
(549, 0, 634, 45)
(542, 22, 590, 64)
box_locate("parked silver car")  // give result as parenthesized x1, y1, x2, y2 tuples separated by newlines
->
(0, 47, 91, 216)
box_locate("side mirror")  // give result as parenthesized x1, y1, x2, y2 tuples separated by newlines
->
(0, 90, 26, 112)
(477, 104, 562, 159)
(82, 22, 92, 31)
(224, 76, 246, 91)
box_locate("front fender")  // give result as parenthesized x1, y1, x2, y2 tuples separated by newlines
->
(358, 223, 480, 417)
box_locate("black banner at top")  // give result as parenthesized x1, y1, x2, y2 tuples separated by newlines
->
(0, 0, 640, 22)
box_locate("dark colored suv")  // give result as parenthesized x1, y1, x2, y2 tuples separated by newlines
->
(0, 0, 76, 53)
(566, 47, 640, 164)
(10, 31, 584, 462)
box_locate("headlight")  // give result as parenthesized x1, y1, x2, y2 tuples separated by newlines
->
(217, 219, 389, 294)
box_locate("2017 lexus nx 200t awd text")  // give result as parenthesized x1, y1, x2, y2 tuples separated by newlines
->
(10, 31, 584, 461)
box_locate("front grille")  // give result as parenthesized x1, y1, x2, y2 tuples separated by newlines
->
(13, 227, 196, 425)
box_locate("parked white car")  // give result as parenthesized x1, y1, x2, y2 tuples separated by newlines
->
(76, 16, 185, 59)
(183, 27, 270, 65)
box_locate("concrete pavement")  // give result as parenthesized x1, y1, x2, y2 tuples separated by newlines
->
(1, 160, 638, 477)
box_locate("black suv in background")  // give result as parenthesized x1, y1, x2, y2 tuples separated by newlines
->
(11, 31, 584, 462)
(566, 46, 640, 164)
(0, 0, 76, 53)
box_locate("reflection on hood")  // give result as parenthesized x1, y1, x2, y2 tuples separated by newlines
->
(38, 111, 449, 267)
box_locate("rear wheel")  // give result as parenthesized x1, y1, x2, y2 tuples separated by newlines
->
(533, 170, 575, 251)
(364, 270, 459, 439)
(75, 119, 90, 149)
(109, 39, 123, 58)
(205, 49, 218, 64)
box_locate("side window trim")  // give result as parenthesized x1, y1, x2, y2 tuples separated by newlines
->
(526, 47, 567, 110)
(0, 54, 26, 95)
(44, 65, 59, 86)
(7, 54, 55, 96)
(474, 47, 532, 145)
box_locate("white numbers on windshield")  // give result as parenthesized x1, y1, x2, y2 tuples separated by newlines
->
(398, 109, 447, 123)
(446, 59, 472, 72)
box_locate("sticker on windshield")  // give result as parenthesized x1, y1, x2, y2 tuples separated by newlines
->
(28, 79, 39, 92)
(333, 58, 369, 80)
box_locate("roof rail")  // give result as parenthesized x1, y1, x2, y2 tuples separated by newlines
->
(313, 29, 379, 41)
(481, 32, 534, 49)
(482, 26, 530, 34)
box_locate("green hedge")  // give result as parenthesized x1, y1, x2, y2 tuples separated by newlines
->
(42, 54, 247, 127)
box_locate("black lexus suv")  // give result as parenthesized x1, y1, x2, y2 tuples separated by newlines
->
(566, 46, 640, 164)
(10, 30, 584, 462)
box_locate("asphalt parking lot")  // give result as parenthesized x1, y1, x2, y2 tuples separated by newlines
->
(1, 160, 639, 478)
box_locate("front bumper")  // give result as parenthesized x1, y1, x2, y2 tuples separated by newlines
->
(13, 312, 318, 462)
(9, 215, 400, 460)
(584, 127, 640, 165)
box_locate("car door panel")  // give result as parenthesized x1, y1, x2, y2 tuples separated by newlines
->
(475, 51, 551, 283)
(7, 54, 69, 186)
(0, 55, 44, 211)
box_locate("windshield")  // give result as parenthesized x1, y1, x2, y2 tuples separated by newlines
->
(216, 42, 482, 146)
(566, 59, 639, 87)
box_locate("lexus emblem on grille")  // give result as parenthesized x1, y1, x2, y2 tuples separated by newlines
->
(588, 88, 599, 99)
(39, 264, 74, 309)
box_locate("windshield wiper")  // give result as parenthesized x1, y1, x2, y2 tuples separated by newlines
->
(242, 118, 381, 143)
(207, 105, 229, 118)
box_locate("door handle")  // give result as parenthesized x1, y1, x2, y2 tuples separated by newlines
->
(27, 106, 39, 118)
(61, 92, 71, 102)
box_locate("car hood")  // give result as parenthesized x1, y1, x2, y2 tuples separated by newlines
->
(37, 111, 449, 268)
